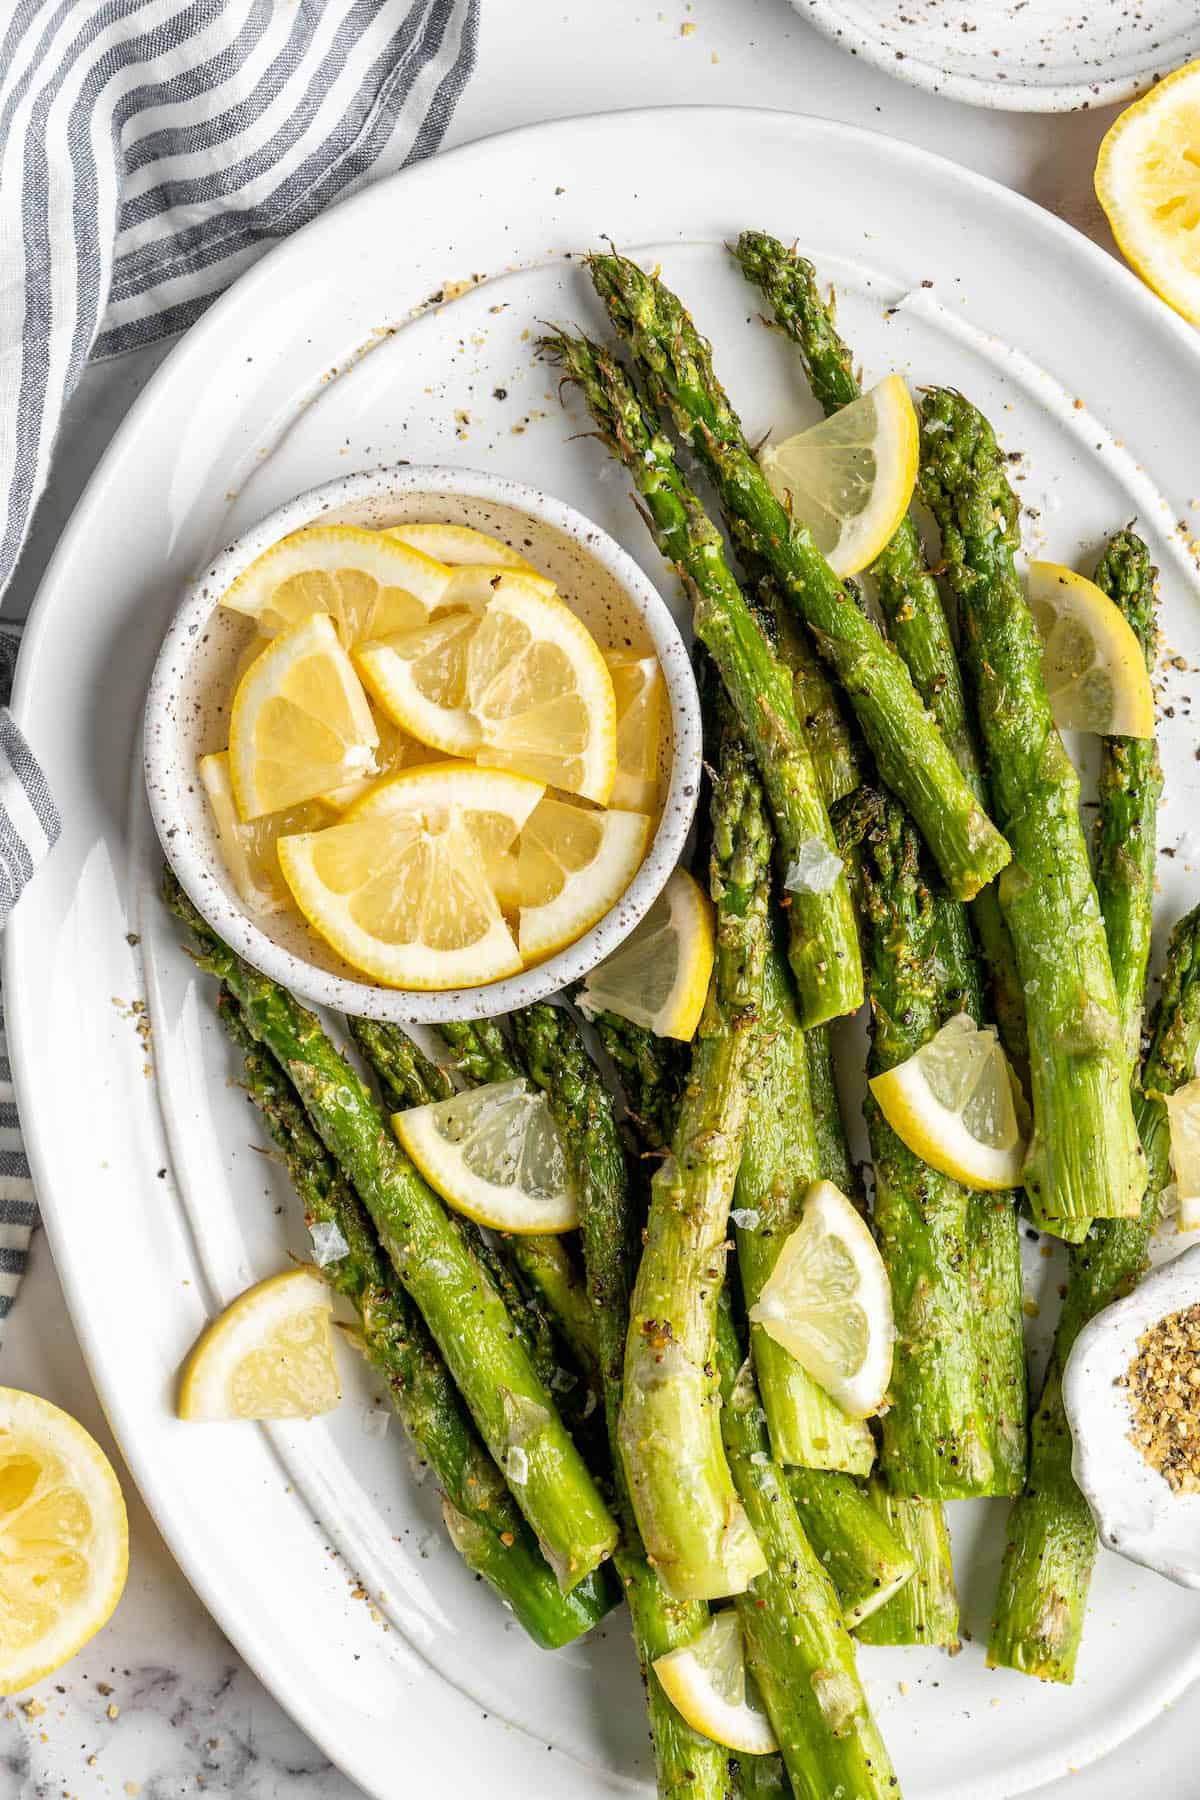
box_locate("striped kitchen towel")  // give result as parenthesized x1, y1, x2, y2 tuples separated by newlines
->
(0, 628, 50, 1327)
(0, 0, 478, 1331)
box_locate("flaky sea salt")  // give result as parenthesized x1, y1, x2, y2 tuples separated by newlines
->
(310, 1221, 349, 1267)
(784, 839, 844, 896)
(504, 1446, 530, 1486)
(361, 1406, 390, 1439)
(730, 1208, 761, 1231)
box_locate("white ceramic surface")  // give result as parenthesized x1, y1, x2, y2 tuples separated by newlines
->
(10, 108, 1200, 1800)
(1064, 1243, 1200, 1588)
(793, 0, 1200, 112)
(143, 464, 701, 1024)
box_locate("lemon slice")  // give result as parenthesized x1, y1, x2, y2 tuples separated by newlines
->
(514, 798, 652, 961)
(468, 577, 618, 802)
(870, 1012, 1027, 1192)
(578, 867, 715, 1040)
(759, 375, 918, 578)
(652, 1611, 777, 1756)
(1095, 60, 1200, 326)
(321, 708, 424, 809)
(278, 764, 542, 989)
(355, 611, 483, 756)
(199, 751, 332, 914)
(221, 525, 455, 644)
(394, 1077, 580, 1233)
(605, 649, 665, 813)
(228, 612, 379, 819)
(387, 522, 538, 572)
(750, 1179, 894, 1419)
(0, 1388, 129, 1691)
(1026, 561, 1155, 737)
(178, 1268, 340, 1421)
(1166, 1076, 1200, 1231)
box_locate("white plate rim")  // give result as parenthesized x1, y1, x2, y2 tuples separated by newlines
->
(8, 105, 1200, 1799)
(790, 0, 1199, 112)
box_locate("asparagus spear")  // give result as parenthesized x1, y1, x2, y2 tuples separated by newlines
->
(164, 870, 618, 1591)
(590, 1009, 690, 1155)
(511, 1002, 732, 1800)
(734, 230, 1029, 1078)
(855, 1485, 961, 1651)
(617, 724, 770, 1600)
(586, 250, 1010, 905)
(1092, 529, 1164, 1072)
(214, 992, 614, 1648)
(346, 1016, 453, 1106)
(837, 788, 1026, 1497)
(543, 327, 862, 1029)
(919, 389, 1146, 1237)
(716, 1306, 901, 1800)
(987, 917, 1200, 1682)
(735, 919, 876, 1474)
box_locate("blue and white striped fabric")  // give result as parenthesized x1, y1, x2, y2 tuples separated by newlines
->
(0, 0, 478, 1332)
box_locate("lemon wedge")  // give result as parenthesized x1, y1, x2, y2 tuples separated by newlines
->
(870, 1012, 1028, 1192)
(759, 374, 918, 578)
(220, 525, 456, 645)
(513, 797, 652, 961)
(468, 577, 618, 802)
(578, 867, 715, 1041)
(0, 1388, 129, 1692)
(355, 611, 483, 757)
(394, 1078, 580, 1233)
(199, 751, 332, 914)
(605, 649, 665, 814)
(1095, 60, 1200, 326)
(653, 1611, 777, 1756)
(1166, 1076, 1200, 1232)
(178, 1268, 340, 1421)
(277, 763, 542, 989)
(228, 612, 378, 819)
(321, 708, 424, 810)
(750, 1180, 894, 1419)
(1026, 560, 1155, 738)
(387, 522, 538, 572)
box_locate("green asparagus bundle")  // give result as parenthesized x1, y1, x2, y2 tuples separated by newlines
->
(919, 389, 1145, 1237)
(586, 250, 1010, 906)
(734, 230, 1028, 1077)
(855, 1486, 961, 1650)
(1092, 530, 1164, 1076)
(990, 903, 1200, 1680)
(716, 1306, 900, 1799)
(511, 1001, 733, 1800)
(164, 870, 618, 1593)
(837, 787, 1026, 1497)
(617, 723, 770, 1600)
(213, 991, 614, 1648)
(542, 327, 862, 1029)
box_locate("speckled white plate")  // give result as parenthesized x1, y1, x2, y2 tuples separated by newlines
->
(10, 109, 1200, 1800)
(792, 0, 1200, 111)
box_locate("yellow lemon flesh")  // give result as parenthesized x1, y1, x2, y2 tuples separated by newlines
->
(394, 1078, 580, 1233)
(0, 1387, 128, 1692)
(177, 1268, 341, 1421)
(759, 375, 919, 578)
(653, 1611, 778, 1756)
(220, 525, 456, 645)
(578, 867, 715, 1041)
(870, 1012, 1028, 1192)
(512, 796, 652, 961)
(605, 648, 665, 814)
(1026, 560, 1155, 738)
(1096, 60, 1200, 326)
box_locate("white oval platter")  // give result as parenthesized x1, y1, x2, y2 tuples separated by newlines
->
(9, 108, 1200, 1800)
(792, 0, 1200, 111)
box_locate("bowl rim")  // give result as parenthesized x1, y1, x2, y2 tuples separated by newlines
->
(143, 462, 703, 1023)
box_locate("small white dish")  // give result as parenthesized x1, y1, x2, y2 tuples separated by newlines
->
(144, 464, 702, 1024)
(1063, 1241, 1200, 1588)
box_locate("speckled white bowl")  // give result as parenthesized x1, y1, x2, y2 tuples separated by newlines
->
(1063, 1241, 1200, 1589)
(144, 465, 702, 1023)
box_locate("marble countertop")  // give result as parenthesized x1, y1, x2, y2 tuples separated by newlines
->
(1, 1, 1195, 1794)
